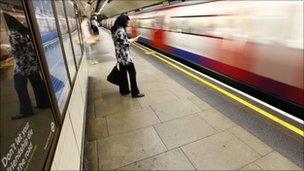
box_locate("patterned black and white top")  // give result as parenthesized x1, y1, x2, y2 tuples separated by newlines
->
(112, 27, 132, 65)
(9, 30, 39, 76)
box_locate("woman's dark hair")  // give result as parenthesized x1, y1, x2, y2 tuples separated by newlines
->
(3, 13, 29, 35)
(111, 14, 130, 34)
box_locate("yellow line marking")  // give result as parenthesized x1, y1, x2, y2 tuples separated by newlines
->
(145, 51, 154, 55)
(133, 43, 304, 136)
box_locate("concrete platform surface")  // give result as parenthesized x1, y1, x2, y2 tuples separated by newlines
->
(83, 28, 303, 170)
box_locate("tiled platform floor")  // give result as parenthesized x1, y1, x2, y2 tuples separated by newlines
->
(83, 29, 302, 170)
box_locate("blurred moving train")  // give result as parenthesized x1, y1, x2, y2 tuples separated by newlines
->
(102, 1, 303, 117)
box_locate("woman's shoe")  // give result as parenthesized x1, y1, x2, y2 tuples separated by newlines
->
(93, 60, 99, 64)
(132, 93, 145, 98)
(11, 113, 34, 120)
(121, 91, 131, 96)
(89, 60, 96, 65)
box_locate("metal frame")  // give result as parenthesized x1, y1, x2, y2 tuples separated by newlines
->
(22, 0, 61, 127)
(21, 0, 62, 170)
(51, 0, 73, 87)
(63, 0, 83, 68)
(25, 0, 73, 120)
(74, 5, 85, 56)
(62, 0, 79, 71)
(72, 3, 84, 54)
(18, 0, 87, 169)
(77, 17, 85, 54)
(21, 0, 87, 170)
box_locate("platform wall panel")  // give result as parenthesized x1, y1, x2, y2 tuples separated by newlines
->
(51, 57, 88, 170)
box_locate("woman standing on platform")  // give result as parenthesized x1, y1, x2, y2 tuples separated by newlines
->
(111, 14, 144, 98)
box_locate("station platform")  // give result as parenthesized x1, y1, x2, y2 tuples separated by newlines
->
(83, 28, 303, 170)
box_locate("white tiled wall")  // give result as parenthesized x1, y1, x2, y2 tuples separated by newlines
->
(51, 58, 88, 170)
(68, 80, 85, 151)
(50, 162, 57, 170)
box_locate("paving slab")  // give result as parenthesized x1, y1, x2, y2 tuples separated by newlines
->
(188, 96, 213, 111)
(95, 95, 142, 117)
(87, 117, 108, 141)
(171, 88, 195, 99)
(84, 141, 99, 170)
(97, 127, 166, 170)
(150, 99, 201, 122)
(140, 82, 171, 93)
(107, 107, 160, 135)
(137, 90, 178, 107)
(117, 149, 195, 170)
(255, 151, 302, 170)
(228, 126, 273, 156)
(198, 109, 236, 131)
(181, 131, 260, 170)
(239, 163, 262, 170)
(154, 114, 216, 149)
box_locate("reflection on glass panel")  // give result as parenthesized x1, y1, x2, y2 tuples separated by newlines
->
(76, 13, 83, 49)
(54, 0, 76, 80)
(73, 8, 83, 47)
(31, 0, 70, 113)
(0, 1, 57, 170)
(65, 1, 82, 66)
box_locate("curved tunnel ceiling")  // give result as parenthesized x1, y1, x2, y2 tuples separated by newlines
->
(78, 0, 164, 17)
(101, 0, 164, 17)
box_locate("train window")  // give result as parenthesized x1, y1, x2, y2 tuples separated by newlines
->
(137, 19, 142, 28)
(213, 16, 237, 38)
(54, 0, 77, 82)
(135, 20, 140, 28)
(181, 18, 191, 33)
(138, 19, 146, 28)
(188, 17, 206, 35)
(288, 4, 303, 49)
(141, 19, 153, 29)
(31, 0, 71, 113)
(235, 2, 303, 47)
(163, 17, 171, 31)
(64, 1, 82, 67)
(168, 18, 177, 32)
(0, 1, 57, 170)
(130, 19, 136, 27)
(153, 17, 162, 29)
(170, 18, 186, 33)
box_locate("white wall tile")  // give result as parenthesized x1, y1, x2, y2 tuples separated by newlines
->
(68, 80, 85, 152)
(56, 111, 80, 170)
(52, 111, 70, 168)
(78, 58, 88, 100)
(52, 58, 88, 170)
(50, 161, 57, 171)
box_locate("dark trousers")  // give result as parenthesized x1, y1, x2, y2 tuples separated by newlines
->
(14, 72, 50, 115)
(119, 63, 139, 96)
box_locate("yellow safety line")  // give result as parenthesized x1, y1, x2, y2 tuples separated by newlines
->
(133, 43, 304, 137)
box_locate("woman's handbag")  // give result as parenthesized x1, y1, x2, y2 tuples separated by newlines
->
(107, 65, 120, 86)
